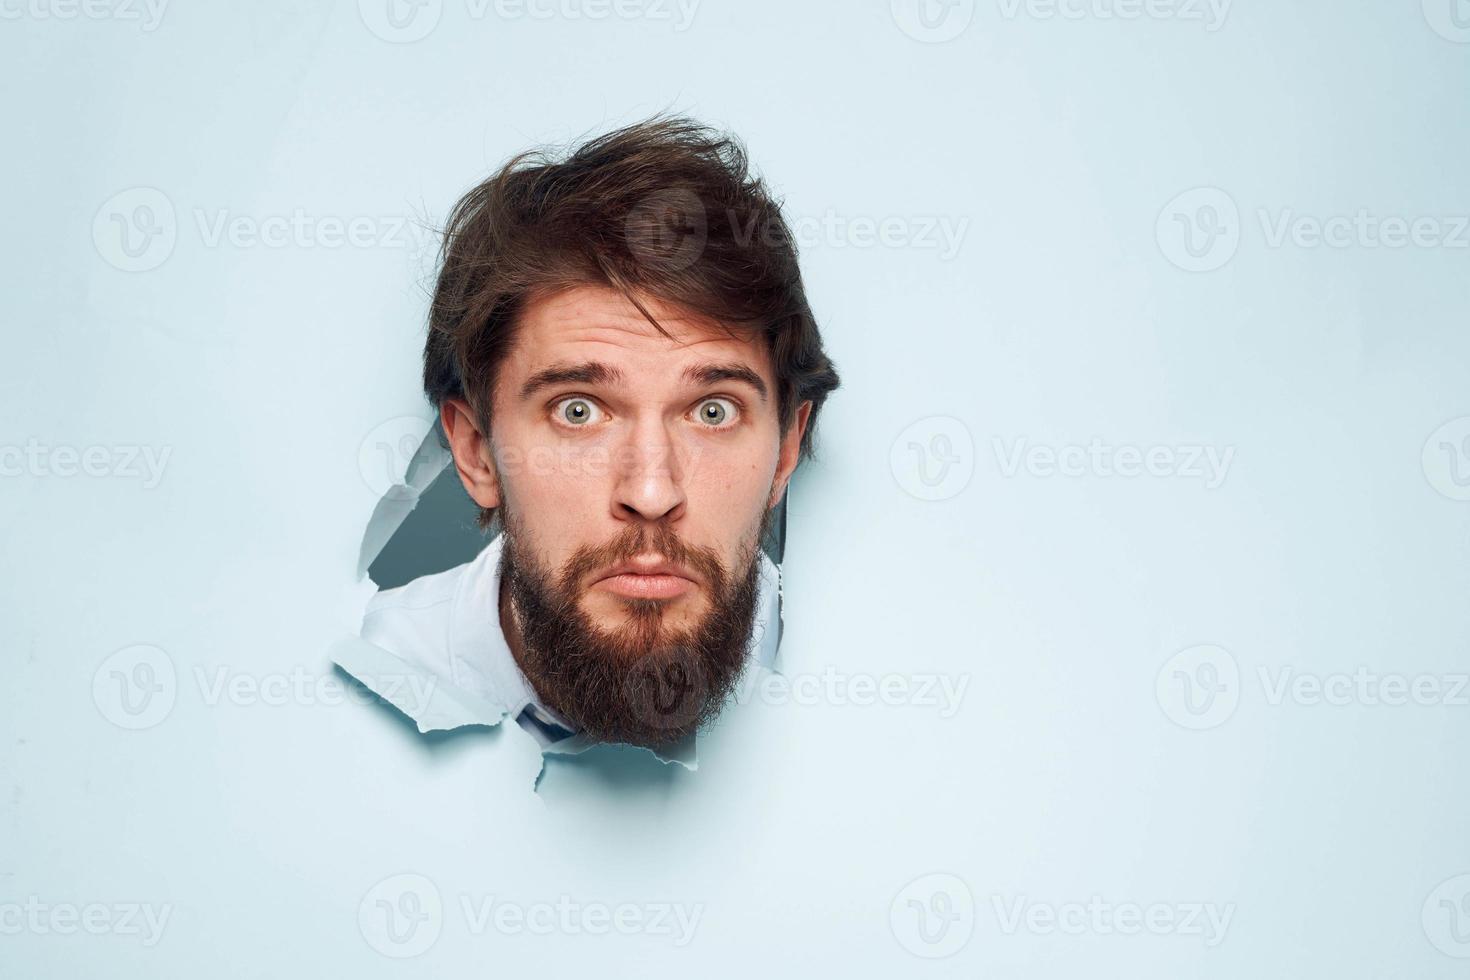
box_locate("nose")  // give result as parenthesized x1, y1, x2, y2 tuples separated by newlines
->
(611, 417, 687, 525)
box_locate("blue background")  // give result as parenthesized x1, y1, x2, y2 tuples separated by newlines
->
(4, 0, 1470, 975)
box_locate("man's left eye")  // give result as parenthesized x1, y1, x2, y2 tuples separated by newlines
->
(693, 398, 738, 427)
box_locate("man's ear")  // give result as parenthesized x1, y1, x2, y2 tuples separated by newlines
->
(440, 398, 501, 511)
(768, 400, 812, 510)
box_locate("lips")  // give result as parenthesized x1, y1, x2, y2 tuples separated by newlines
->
(593, 556, 699, 600)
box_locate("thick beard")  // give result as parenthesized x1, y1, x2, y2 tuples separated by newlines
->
(498, 507, 771, 748)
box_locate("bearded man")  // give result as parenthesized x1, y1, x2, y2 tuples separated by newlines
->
(343, 117, 840, 758)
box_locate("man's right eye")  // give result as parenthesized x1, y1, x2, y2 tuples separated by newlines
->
(552, 397, 605, 427)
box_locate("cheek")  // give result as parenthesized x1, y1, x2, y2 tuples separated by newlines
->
(684, 442, 781, 523)
(494, 437, 610, 548)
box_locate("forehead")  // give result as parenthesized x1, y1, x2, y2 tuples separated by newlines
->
(505, 285, 771, 380)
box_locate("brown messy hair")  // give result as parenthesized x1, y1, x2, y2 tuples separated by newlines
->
(422, 116, 840, 480)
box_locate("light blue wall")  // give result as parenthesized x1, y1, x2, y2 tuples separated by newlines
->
(4, 1, 1470, 975)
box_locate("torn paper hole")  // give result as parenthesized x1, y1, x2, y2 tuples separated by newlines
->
(332, 420, 787, 785)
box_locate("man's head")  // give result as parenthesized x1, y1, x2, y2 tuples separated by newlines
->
(422, 117, 839, 746)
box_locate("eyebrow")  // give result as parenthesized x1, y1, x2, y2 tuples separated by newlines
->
(685, 362, 769, 402)
(519, 360, 768, 403)
(519, 361, 623, 400)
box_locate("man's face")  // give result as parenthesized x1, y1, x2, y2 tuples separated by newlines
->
(442, 284, 810, 743)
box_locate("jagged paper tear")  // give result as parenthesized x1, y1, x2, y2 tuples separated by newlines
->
(331, 421, 785, 787)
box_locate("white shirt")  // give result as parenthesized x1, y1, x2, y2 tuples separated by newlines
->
(333, 531, 782, 768)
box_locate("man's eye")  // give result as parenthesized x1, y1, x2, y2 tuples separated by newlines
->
(553, 397, 603, 427)
(693, 398, 738, 428)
